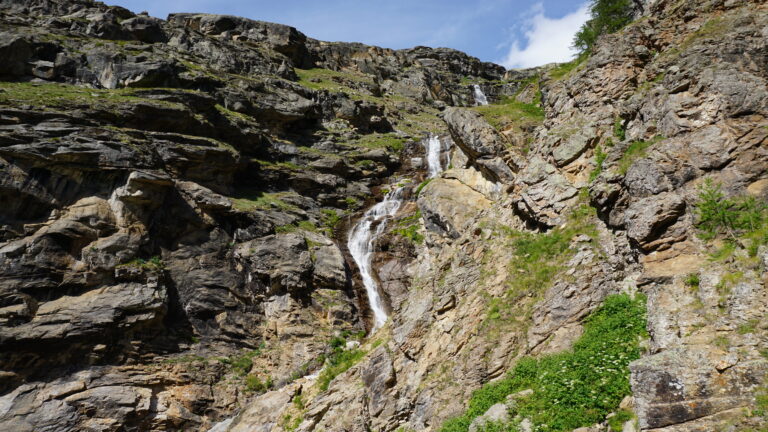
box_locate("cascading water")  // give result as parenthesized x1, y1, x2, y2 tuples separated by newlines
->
(473, 84, 489, 106)
(425, 134, 443, 178)
(347, 187, 404, 329)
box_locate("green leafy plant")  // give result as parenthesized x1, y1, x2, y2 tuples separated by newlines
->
(320, 209, 342, 234)
(317, 348, 366, 391)
(415, 178, 433, 196)
(573, 0, 635, 54)
(684, 273, 700, 289)
(694, 179, 768, 243)
(394, 210, 424, 244)
(616, 136, 664, 174)
(245, 374, 273, 393)
(441, 294, 647, 432)
(607, 409, 635, 431)
(589, 144, 607, 182)
(613, 117, 626, 141)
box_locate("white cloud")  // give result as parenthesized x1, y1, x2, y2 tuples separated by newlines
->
(500, 2, 590, 69)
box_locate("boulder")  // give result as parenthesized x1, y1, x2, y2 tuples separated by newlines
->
(0, 34, 32, 77)
(630, 347, 768, 429)
(624, 192, 685, 250)
(443, 107, 515, 182)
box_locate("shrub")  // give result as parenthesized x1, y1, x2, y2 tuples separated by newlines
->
(694, 179, 768, 243)
(684, 273, 700, 289)
(441, 294, 647, 432)
(573, 0, 635, 54)
(317, 348, 366, 391)
(613, 117, 626, 141)
(589, 144, 607, 182)
(616, 136, 663, 174)
(245, 374, 273, 393)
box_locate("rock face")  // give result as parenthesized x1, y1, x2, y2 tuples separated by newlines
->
(0, 0, 767, 431)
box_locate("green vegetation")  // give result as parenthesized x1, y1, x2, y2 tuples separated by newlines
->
(317, 347, 366, 391)
(613, 117, 626, 141)
(245, 374, 273, 393)
(230, 191, 299, 213)
(548, 54, 588, 80)
(345, 197, 362, 210)
(415, 178, 433, 196)
(275, 220, 319, 234)
(441, 294, 647, 432)
(118, 256, 165, 270)
(486, 204, 599, 326)
(737, 319, 759, 335)
(589, 144, 608, 182)
(352, 133, 407, 152)
(573, 0, 634, 54)
(320, 209, 342, 234)
(219, 346, 264, 376)
(472, 95, 544, 133)
(607, 409, 635, 431)
(393, 210, 424, 244)
(616, 136, 664, 175)
(316, 332, 368, 392)
(0, 81, 182, 110)
(694, 180, 768, 250)
(295, 67, 375, 97)
(684, 273, 700, 290)
(215, 103, 254, 123)
(282, 412, 303, 432)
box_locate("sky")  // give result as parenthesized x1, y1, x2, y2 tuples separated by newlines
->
(111, 0, 590, 69)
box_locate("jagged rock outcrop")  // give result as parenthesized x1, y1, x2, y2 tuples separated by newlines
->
(0, 0, 766, 431)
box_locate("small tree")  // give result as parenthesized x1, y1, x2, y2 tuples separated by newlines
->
(573, 0, 634, 53)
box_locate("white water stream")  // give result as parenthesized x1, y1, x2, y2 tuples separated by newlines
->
(347, 187, 404, 329)
(473, 84, 489, 106)
(425, 134, 444, 178)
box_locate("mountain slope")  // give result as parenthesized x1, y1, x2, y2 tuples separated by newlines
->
(0, 0, 766, 431)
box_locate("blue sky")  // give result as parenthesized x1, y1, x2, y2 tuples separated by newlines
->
(111, 0, 589, 68)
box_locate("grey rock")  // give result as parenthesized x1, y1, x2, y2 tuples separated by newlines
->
(624, 192, 685, 250)
(630, 347, 768, 429)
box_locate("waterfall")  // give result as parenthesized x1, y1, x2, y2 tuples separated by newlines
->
(473, 84, 489, 106)
(347, 187, 404, 329)
(425, 134, 443, 178)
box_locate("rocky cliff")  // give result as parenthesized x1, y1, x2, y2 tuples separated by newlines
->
(0, 0, 766, 431)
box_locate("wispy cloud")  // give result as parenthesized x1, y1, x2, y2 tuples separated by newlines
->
(500, 2, 589, 69)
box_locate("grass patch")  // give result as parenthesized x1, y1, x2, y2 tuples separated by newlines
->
(218, 346, 264, 376)
(589, 144, 608, 182)
(548, 54, 588, 80)
(393, 210, 424, 244)
(607, 409, 635, 432)
(117, 255, 165, 270)
(472, 96, 544, 133)
(0, 81, 170, 109)
(486, 204, 599, 325)
(440, 293, 647, 432)
(351, 133, 407, 152)
(614, 117, 626, 141)
(245, 374, 273, 393)
(317, 348, 366, 391)
(737, 319, 759, 335)
(295, 67, 374, 93)
(415, 178, 433, 196)
(684, 273, 700, 290)
(616, 136, 664, 175)
(230, 191, 299, 213)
